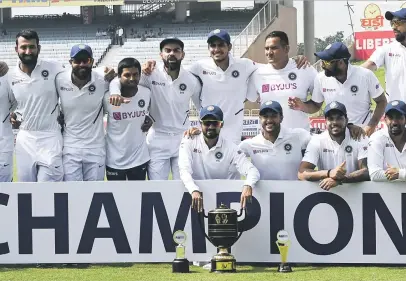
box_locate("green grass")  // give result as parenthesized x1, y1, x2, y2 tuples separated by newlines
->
(0, 264, 405, 281)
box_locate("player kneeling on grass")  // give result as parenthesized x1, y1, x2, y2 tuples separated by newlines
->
(179, 105, 260, 212)
(105, 58, 152, 181)
(298, 101, 370, 190)
(368, 100, 406, 181)
(239, 100, 311, 180)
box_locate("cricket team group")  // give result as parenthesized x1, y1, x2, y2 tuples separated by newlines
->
(1, 7, 406, 208)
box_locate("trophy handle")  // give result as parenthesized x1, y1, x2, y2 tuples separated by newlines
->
(197, 210, 213, 244)
(234, 208, 247, 244)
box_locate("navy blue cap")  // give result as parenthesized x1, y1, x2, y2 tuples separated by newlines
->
(259, 100, 283, 115)
(385, 100, 406, 115)
(207, 29, 231, 44)
(324, 101, 347, 117)
(200, 105, 224, 121)
(385, 8, 406, 21)
(160, 37, 184, 50)
(314, 42, 351, 61)
(70, 44, 93, 58)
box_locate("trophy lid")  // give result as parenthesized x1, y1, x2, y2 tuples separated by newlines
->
(209, 203, 237, 214)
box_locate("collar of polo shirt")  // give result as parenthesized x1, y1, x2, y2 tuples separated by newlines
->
(201, 133, 223, 148)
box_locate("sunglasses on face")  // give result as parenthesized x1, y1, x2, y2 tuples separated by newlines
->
(72, 57, 92, 64)
(321, 59, 340, 66)
(200, 120, 223, 127)
(391, 19, 406, 27)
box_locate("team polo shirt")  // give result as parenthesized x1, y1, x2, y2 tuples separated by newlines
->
(302, 129, 368, 173)
(178, 134, 260, 194)
(0, 74, 17, 153)
(368, 129, 406, 181)
(187, 54, 258, 144)
(369, 41, 406, 102)
(56, 70, 109, 148)
(110, 63, 201, 135)
(239, 127, 311, 180)
(8, 59, 65, 132)
(105, 85, 151, 169)
(312, 64, 384, 126)
(249, 59, 317, 130)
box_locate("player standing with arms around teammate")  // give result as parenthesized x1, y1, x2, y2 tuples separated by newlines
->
(105, 58, 151, 181)
(56, 44, 109, 181)
(109, 38, 202, 180)
(0, 74, 17, 182)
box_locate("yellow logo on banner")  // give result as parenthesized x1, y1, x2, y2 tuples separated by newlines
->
(50, 0, 123, 6)
(0, 0, 49, 7)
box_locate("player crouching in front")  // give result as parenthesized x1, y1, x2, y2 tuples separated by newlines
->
(298, 101, 370, 190)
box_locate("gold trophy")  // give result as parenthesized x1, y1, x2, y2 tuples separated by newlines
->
(276, 230, 292, 273)
(172, 230, 189, 273)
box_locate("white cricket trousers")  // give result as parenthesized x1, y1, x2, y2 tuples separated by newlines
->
(146, 129, 182, 180)
(0, 151, 13, 182)
(63, 146, 106, 181)
(15, 130, 64, 182)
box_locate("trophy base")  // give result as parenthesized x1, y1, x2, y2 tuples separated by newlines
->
(210, 249, 237, 273)
(172, 258, 190, 273)
(277, 263, 292, 273)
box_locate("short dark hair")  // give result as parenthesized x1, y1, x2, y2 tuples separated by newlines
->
(16, 29, 39, 46)
(117, 57, 141, 76)
(265, 31, 289, 46)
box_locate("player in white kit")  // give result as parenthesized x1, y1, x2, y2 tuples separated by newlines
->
(362, 8, 406, 102)
(239, 100, 311, 180)
(298, 101, 370, 190)
(105, 58, 151, 180)
(56, 44, 109, 181)
(109, 38, 202, 180)
(289, 42, 387, 137)
(0, 74, 17, 182)
(368, 100, 406, 182)
(178, 105, 260, 211)
(9, 29, 65, 182)
(249, 31, 318, 131)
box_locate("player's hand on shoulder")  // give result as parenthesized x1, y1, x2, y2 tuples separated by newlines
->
(142, 60, 156, 76)
(348, 124, 366, 141)
(0, 61, 9, 77)
(184, 127, 201, 139)
(363, 125, 376, 137)
(288, 96, 305, 111)
(141, 116, 153, 132)
(293, 55, 310, 69)
(109, 94, 130, 106)
(103, 66, 117, 82)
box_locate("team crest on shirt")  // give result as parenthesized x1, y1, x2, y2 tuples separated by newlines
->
(350, 85, 358, 94)
(215, 151, 223, 160)
(232, 70, 239, 78)
(179, 83, 187, 92)
(284, 143, 292, 153)
(41, 70, 49, 80)
(138, 99, 146, 108)
(89, 85, 96, 93)
(345, 145, 353, 153)
(288, 72, 297, 81)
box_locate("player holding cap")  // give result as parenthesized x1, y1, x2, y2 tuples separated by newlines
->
(110, 37, 201, 180)
(249, 31, 318, 131)
(56, 44, 109, 181)
(239, 100, 311, 180)
(0, 73, 17, 182)
(289, 42, 387, 137)
(298, 101, 370, 190)
(104, 58, 151, 181)
(363, 8, 406, 102)
(368, 100, 406, 181)
(179, 105, 260, 211)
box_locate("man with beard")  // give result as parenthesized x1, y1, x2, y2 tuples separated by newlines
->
(56, 44, 109, 181)
(298, 101, 370, 191)
(110, 37, 201, 180)
(104, 58, 151, 181)
(249, 31, 318, 131)
(289, 42, 387, 137)
(239, 100, 311, 180)
(368, 100, 406, 182)
(362, 9, 406, 102)
(178, 105, 260, 211)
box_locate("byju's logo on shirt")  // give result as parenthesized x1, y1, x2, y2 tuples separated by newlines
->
(203, 70, 216, 75)
(60, 86, 74, 91)
(267, 83, 297, 91)
(322, 88, 336, 92)
(113, 110, 146, 120)
(152, 81, 165, 86)
(12, 79, 23, 86)
(389, 53, 401, 57)
(253, 149, 269, 154)
(193, 148, 202, 154)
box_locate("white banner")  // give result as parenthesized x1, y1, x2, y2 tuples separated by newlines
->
(0, 181, 405, 264)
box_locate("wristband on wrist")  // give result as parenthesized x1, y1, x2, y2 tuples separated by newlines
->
(327, 169, 331, 178)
